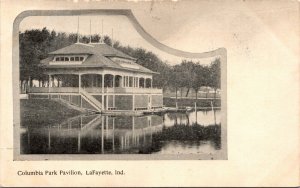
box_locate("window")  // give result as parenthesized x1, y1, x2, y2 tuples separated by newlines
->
(135, 77, 138, 87)
(129, 77, 133, 87)
(54, 56, 85, 62)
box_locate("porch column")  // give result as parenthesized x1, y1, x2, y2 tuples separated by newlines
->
(113, 95, 115, 109)
(112, 75, 115, 88)
(137, 77, 140, 88)
(102, 74, 105, 90)
(48, 74, 52, 92)
(112, 75, 116, 109)
(106, 95, 109, 110)
(127, 76, 129, 87)
(150, 79, 153, 88)
(95, 75, 98, 87)
(133, 95, 135, 111)
(144, 78, 146, 88)
(78, 74, 81, 92)
(102, 74, 105, 110)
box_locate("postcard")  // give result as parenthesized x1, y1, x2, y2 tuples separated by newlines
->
(0, 0, 299, 187)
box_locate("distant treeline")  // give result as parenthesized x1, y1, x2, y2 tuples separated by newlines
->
(19, 28, 220, 98)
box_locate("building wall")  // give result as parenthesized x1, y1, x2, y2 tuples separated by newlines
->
(50, 94, 59, 99)
(29, 93, 163, 111)
(152, 95, 163, 107)
(115, 95, 133, 110)
(134, 95, 148, 109)
(107, 95, 114, 108)
(60, 94, 70, 102)
(70, 95, 81, 106)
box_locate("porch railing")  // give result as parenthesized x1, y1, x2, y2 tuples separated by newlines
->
(49, 87, 79, 93)
(113, 87, 162, 94)
(28, 86, 162, 94)
(27, 87, 49, 93)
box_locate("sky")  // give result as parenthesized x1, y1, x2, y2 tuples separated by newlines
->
(19, 14, 218, 65)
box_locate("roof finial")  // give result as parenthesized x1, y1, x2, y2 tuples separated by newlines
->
(111, 28, 114, 47)
(76, 16, 80, 43)
(102, 19, 104, 36)
(99, 19, 104, 44)
(89, 19, 92, 43)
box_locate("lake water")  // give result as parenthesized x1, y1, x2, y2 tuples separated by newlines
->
(20, 110, 221, 155)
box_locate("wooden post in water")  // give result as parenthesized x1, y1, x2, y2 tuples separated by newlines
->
(106, 116, 108, 138)
(195, 89, 198, 124)
(112, 117, 115, 152)
(121, 136, 124, 150)
(211, 101, 216, 125)
(175, 87, 178, 109)
(78, 132, 81, 152)
(48, 127, 51, 150)
(27, 128, 30, 150)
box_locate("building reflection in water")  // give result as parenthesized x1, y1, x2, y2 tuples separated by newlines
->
(21, 115, 164, 154)
(20, 110, 221, 154)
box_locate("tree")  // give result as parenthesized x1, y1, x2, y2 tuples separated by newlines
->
(209, 58, 221, 99)
(168, 65, 184, 108)
(180, 60, 196, 97)
(191, 63, 205, 98)
(20, 28, 53, 87)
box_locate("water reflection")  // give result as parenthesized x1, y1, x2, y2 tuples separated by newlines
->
(164, 110, 220, 127)
(20, 110, 221, 154)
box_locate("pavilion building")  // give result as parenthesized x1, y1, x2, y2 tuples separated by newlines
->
(27, 40, 163, 113)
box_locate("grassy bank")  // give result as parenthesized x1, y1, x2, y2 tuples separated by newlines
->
(21, 99, 82, 127)
(163, 97, 221, 108)
(154, 123, 221, 142)
(139, 124, 221, 154)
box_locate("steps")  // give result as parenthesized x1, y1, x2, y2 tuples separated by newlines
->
(79, 88, 102, 112)
(52, 98, 90, 113)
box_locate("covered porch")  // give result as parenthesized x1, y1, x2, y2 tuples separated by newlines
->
(27, 73, 161, 94)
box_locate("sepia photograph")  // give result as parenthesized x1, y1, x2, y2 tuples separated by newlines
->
(1, 0, 299, 187)
(17, 11, 226, 159)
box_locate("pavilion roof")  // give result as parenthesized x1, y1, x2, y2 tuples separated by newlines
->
(41, 43, 157, 74)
